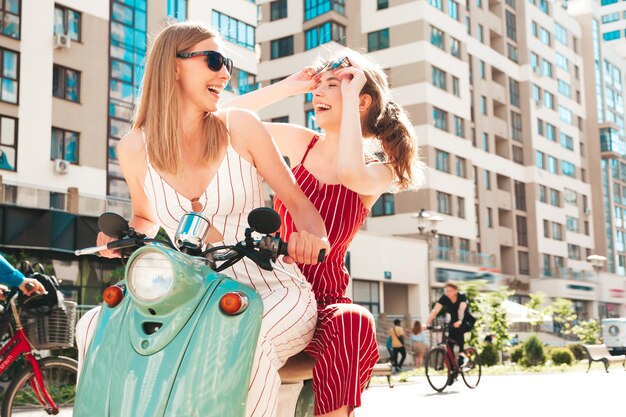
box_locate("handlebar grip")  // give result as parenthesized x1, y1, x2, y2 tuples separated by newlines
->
(317, 249, 326, 263)
(278, 242, 326, 263)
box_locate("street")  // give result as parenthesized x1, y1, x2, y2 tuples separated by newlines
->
(360, 370, 624, 417)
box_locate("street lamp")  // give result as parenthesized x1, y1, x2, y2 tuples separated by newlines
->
(587, 254, 607, 320)
(412, 209, 444, 309)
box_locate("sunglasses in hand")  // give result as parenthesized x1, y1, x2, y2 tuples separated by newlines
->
(176, 50, 234, 75)
(313, 56, 351, 76)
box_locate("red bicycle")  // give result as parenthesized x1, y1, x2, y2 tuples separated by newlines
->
(424, 325, 481, 392)
(0, 285, 77, 416)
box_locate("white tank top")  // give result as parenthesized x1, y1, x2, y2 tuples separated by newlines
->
(142, 112, 306, 292)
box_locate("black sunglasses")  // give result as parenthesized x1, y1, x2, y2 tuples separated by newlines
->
(314, 56, 351, 76)
(176, 50, 234, 75)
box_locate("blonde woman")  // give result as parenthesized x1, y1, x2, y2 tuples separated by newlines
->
(411, 320, 427, 368)
(76, 22, 330, 417)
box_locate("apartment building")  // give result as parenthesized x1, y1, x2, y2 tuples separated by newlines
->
(255, 0, 609, 319)
(0, 0, 258, 305)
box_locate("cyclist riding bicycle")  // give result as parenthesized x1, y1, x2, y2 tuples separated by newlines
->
(424, 281, 474, 365)
(0, 254, 47, 298)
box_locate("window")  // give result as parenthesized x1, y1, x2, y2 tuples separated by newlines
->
(437, 192, 452, 215)
(450, 37, 461, 58)
(482, 133, 489, 151)
(568, 244, 581, 260)
(506, 10, 516, 41)
(558, 106, 573, 125)
(507, 43, 519, 63)
(0, 47, 18, 104)
(539, 185, 547, 203)
(511, 111, 522, 141)
(518, 251, 529, 275)
(306, 21, 345, 50)
(477, 24, 484, 43)
(480, 96, 487, 115)
(514, 181, 526, 211)
(167, 0, 187, 21)
(562, 160, 575, 177)
(602, 13, 619, 24)
(368, 28, 389, 51)
(541, 59, 553, 77)
(53, 65, 80, 102)
(558, 79, 571, 98)
(604, 30, 620, 41)
(452, 76, 460, 97)
(486, 208, 493, 227)
(305, 109, 321, 132)
(54, 4, 80, 41)
(547, 156, 558, 174)
(51, 127, 79, 163)
(371, 193, 395, 216)
(353, 279, 380, 314)
(0, 0, 20, 39)
(0, 114, 17, 171)
(479, 60, 486, 79)
(555, 52, 568, 71)
(457, 196, 465, 218)
(564, 188, 577, 205)
(546, 123, 556, 141)
(544, 91, 554, 109)
(377, 0, 389, 10)
(435, 149, 450, 172)
(271, 116, 289, 123)
(484, 170, 491, 190)
(560, 133, 574, 150)
(509, 79, 520, 107)
(448, 0, 459, 20)
(566, 216, 579, 232)
(554, 23, 567, 46)
(433, 107, 448, 130)
(543, 220, 550, 238)
(456, 157, 467, 178)
(212, 11, 255, 50)
(432, 66, 447, 90)
(431, 26, 445, 50)
(429, 0, 443, 10)
(549, 188, 560, 207)
(552, 223, 562, 240)
(512, 145, 524, 164)
(543, 254, 551, 276)
(516, 216, 528, 246)
(271, 0, 288, 20)
(454, 115, 464, 137)
(540, 27, 550, 46)
(530, 52, 539, 70)
(271, 36, 294, 59)
(536, 151, 544, 169)
(537, 119, 544, 136)
(304, 0, 345, 21)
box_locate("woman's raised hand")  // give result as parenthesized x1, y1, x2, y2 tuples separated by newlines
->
(335, 66, 367, 97)
(283, 230, 330, 265)
(281, 66, 320, 96)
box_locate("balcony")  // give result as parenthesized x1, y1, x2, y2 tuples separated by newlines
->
(540, 266, 595, 282)
(434, 247, 496, 268)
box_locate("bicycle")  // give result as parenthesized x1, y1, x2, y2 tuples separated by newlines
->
(424, 324, 481, 392)
(0, 284, 78, 416)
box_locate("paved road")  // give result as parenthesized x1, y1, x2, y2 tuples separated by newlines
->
(360, 370, 624, 417)
(10, 369, 624, 416)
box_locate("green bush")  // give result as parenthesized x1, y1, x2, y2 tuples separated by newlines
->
(550, 348, 574, 366)
(510, 345, 524, 363)
(522, 335, 545, 367)
(567, 343, 585, 361)
(480, 342, 499, 367)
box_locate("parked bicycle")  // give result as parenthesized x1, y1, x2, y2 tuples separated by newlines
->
(424, 325, 481, 392)
(0, 278, 77, 416)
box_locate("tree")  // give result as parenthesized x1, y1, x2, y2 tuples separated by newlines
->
(525, 292, 549, 328)
(571, 319, 600, 344)
(551, 298, 577, 337)
(458, 281, 485, 349)
(483, 287, 514, 355)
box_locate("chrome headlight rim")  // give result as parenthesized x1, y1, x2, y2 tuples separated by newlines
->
(127, 249, 175, 303)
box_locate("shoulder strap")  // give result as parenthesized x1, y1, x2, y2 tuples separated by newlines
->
(299, 135, 320, 165)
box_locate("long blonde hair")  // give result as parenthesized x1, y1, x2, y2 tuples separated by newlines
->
(318, 50, 425, 191)
(133, 22, 227, 174)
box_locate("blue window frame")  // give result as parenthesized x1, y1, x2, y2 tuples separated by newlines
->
(0, 114, 17, 171)
(54, 3, 79, 41)
(167, 0, 186, 21)
(368, 28, 389, 51)
(304, 0, 345, 21)
(212, 11, 255, 50)
(0, 0, 21, 40)
(271, 35, 294, 59)
(562, 161, 575, 177)
(0, 47, 18, 104)
(305, 21, 345, 50)
(604, 30, 620, 41)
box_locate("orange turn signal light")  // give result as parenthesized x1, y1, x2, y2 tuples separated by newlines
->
(103, 285, 124, 308)
(220, 292, 248, 315)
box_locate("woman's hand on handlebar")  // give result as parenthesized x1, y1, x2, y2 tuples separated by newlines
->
(19, 278, 47, 296)
(96, 231, 121, 258)
(283, 231, 330, 265)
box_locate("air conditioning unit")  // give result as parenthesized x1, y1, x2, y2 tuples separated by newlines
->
(53, 33, 71, 49)
(54, 159, 70, 174)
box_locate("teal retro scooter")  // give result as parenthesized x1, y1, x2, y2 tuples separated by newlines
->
(73, 208, 321, 417)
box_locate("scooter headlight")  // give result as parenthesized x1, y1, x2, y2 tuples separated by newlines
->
(128, 251, 174, 302)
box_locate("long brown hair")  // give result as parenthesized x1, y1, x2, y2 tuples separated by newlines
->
(133, 22, 227, 174)
(321, 50, 425, 190)
(412, 320, 422, 335)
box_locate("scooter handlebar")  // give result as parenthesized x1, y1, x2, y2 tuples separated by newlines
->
(277, 241, 326, 263)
